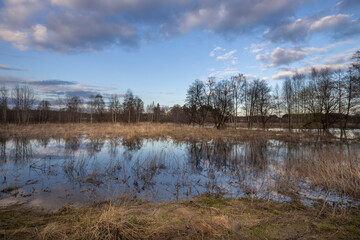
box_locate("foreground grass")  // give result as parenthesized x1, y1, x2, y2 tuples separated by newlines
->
(0, 122, 321, 142)
(0, 195, 359, 239)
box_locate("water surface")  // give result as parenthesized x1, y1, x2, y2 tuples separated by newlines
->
(0, 137, 358, 210)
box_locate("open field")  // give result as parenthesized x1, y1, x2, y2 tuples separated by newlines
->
(1, 195, 359, 240)
(1, 123, 359, 239)
(0, 122, 341, 142)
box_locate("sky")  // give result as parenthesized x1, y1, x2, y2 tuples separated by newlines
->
(0, 0, 360, 107)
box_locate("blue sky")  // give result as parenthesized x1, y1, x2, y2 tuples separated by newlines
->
(0, 0, 360, 107)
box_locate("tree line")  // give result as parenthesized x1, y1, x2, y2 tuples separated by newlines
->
(184, 51, 360, 132)
(0, 51, 359, 132)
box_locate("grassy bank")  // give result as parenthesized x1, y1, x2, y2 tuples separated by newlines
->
(0, 122, 323, 142)
(1, 195, 359, 239)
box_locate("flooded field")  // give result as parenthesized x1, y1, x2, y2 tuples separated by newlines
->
(0, 136, 359, 210)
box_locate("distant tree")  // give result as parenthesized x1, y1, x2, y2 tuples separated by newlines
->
(87, 95, 96, 124)
(123, 90, 134, 123)
(66, 96, 82, 122)
(154, 103, 161, 122)
(247, 80, 259, 128)
(282, 77, 293, 130)
(274, 83, 282, 123)
(94, 94, 105, 122)
(170, 104, 183, 123)
(186, 80, 208, 125)
(109, 94, 121, 123)
(0, 85, 8, 124)
(314, 68, 338, 131)
(134, 96, 144, 123)
(340, 52, 360, 136)
(37, 100, 51, 123)
(256, 80, 273, 129)
(241, 77, 250, 127)
(145, 102, 155, 122)
(210, 79, 233, 129)
(56, 97, 66, 123)
(230, 74, 245, 128)
(12, 85, 35, 124)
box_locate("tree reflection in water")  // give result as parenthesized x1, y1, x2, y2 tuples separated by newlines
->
(0, 137, 358, 210)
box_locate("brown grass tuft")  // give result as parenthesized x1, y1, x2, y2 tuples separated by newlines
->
(1, 196, 359, 239)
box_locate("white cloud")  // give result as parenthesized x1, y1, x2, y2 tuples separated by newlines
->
(310, 14, 352, 32)
(0, 64, 26, 71)
(0, 0, 305, 52)
(244, 74, 258, 80)
(216, 49, 237, 61)
(272, 63, 350, 79)
(209, 46, 224, 57)
(208, 67, 240, 79)
(255, 42, 352, 68)
(256, 47, 307, 67)
(266, 14, 360, 42)
(251, 48, 263, 53)
(323, 53, 351, 65)
(0, 24, 28, 50)
(271, 47, 308, 66)
(32, 24, 47, 43)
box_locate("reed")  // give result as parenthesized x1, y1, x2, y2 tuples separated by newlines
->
(0, 122, 322, 142)
(283, 147, 360, 199)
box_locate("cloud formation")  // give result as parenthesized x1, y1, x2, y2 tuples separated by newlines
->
(266, 14, 360, 43)
(27, 80, 76, 86)
(209, 46, 224, 57)
(255, 43, 350, 68)
(216, 50, 237, 61)
(0, 0, 305, 52)
(272, 63, 350, 80)
(0, 75, 112, 98)
(0, 64, 26, 71)
(336, 0, 360, 11)
(256, 47, 308, 67)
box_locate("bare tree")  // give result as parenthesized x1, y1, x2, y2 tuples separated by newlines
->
(273, 83, 282, 125)
(256, 80, 273, 130)
(210, 79, 233, 129)
(146, 102, 155, 122)
(66, 96, 82, 123)
(0, 85, 8, 124)
(94, 94, 105, 122)
(186, 80, 208, 125)
(282, 77, 293, 130)
(123, 89, 134, 123)
(12, 85, 35, 124)
(87, 95, 96, 124)
(109, 94, 121, 123)
(292, 72, 305, 126)
(230, 74, 245, 128)
(56, 97, 66, 123)
(134, 96, 144, 123)
(37, 100, 51, 123)
(154, 103, 161, 122)
(247, 80, 260, 128)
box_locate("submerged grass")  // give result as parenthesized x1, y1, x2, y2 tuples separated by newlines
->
(0, 122, 318, 142)
(282, 147, 360, 199)
(0, 195, 359, 239)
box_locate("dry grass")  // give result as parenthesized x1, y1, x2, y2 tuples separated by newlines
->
(1, 195, 359, 239)
(282, 147, 360, 199)
(0, 122, 319, 142)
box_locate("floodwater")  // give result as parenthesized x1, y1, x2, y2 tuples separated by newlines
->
(0, 137, 359, 210)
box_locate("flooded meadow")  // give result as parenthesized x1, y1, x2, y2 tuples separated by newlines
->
(0, 136, 359, 210)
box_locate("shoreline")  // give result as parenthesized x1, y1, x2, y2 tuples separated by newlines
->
(1, 195, 359, 239)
